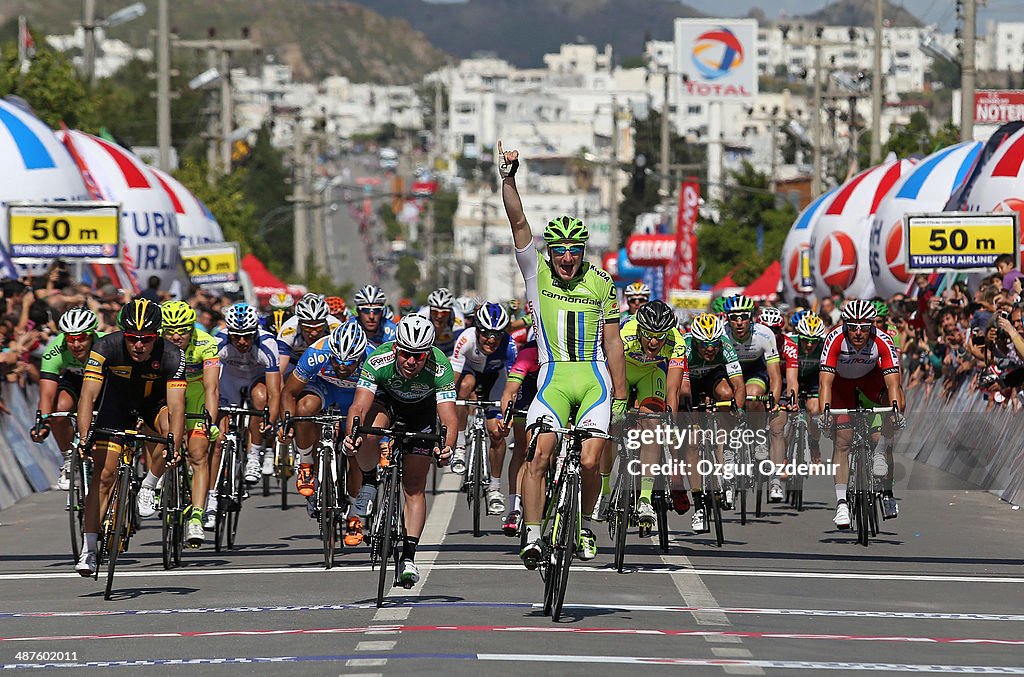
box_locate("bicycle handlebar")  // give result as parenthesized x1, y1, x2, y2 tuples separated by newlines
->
(455, 399, 503, 408)
(282, 411, 346, 435)
(524, 416, 615, 463)
(825, 405, 900, 415)
(350, 416, 447, 446)
(219, 405, 269, 419)
(91, 427, 174, 449)
(32, 410, 78, 437)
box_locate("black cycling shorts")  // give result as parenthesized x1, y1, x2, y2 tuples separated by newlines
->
(372, 391, 438, 456)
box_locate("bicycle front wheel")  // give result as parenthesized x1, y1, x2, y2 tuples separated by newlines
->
(320, 450, 336, 569)
(67, 452, 84, 563)
(376, 465, 400, 608)
(104, 469, 131, 601)
(470, 433, 484, 537)
(551, 474, 579, 622)
(161, 466, 179, 570)
(609, 475, 630, 573)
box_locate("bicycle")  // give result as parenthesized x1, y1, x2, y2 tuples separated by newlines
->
(283, 409, 348, 569)
(608, 409, 673, 573)
(33, 411, 85, 563)
(264, 438, 295, 510)
(824, 402, 900, 547)
(350, 416, 446, 608)
(527, 417, 614, 622)
(689, 401, 733, 548)
(214, 404, 269, 552)
(732, 393, 773, 524)
(89, 426, 174, 600)
(455, 397, 502, 537)
(159, 412, 209, 569)
(783, 391, 814, 512)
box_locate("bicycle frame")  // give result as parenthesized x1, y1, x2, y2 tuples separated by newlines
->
(34, 411, 85, 562)
(214, 404, 268, 552)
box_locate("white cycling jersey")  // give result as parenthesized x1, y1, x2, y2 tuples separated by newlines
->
(276, 314, 343, 361)
(728, 322, 780, 365)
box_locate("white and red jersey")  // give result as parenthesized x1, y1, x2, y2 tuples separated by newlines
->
(779, 334, 798, 372)
(820, 326, 900, 380)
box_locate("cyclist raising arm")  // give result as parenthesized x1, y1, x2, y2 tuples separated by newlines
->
(499, 141, 628, 568)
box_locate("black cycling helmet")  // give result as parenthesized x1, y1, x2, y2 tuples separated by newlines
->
(118, 298, 162, 334)
(635, 300, 676, 333)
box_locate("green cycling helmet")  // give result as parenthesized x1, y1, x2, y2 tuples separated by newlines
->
(872, 300, 889, 318)
(543, 215, 589, 244)
(711, 297, 726, 313)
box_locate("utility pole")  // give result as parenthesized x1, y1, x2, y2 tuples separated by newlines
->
(609, 96, 620, 254)
(870, 0, 883, 164)
(174, 34, 258, 179)
(812, 40, 823, 196)
(960, 0, 977, 142)
(476, 201, 489, 299)
(82, 0, 97, 84)
(156, 0, 171, 171)
(292, 117, 308, 279)
(426, 79, 443, 288)
(311, 135, 328, 276)
(659, 68, 671, 197)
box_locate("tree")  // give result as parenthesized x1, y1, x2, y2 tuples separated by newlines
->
(396, 254, 420, 299)
(698, 161, 796, 286)
(615, 109, 706, 249)
(0, 39, 97, 130)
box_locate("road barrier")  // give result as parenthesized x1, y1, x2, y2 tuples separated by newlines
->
(0, 383, 62, 510)
(0, 375, 1019, 510)
(902, 379, 1023, 506)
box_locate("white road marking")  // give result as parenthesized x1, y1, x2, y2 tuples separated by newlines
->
(355, 641, 396, 651)
(372, 608, 410, 622)
(6, 564, 1022, 584)
(344, 658, 387, 667)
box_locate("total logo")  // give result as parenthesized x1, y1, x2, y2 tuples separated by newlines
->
(885, 222, 910, 282)
(818, 231, 857, 289)
(691, 28, 744, 80)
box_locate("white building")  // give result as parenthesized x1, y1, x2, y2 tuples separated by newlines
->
(991, 21, 1024, 74)
(45, 27, 152, 78)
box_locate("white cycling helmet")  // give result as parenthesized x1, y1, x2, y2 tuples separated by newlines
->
(454, 296, 478, 316)
(58, 306, 99, 334)
(327, 322, 367, 362)
(841, 298, 876, 323)
(758, 306, 785, 329)
(268, 292, 294, 310)
(689, 312, 726, 343)
(295, 293, 330, 324)
(225, 303, 261, 334)
(353, 284, 387, 308)
(427, 288, 455, 310)
(396, 314, 435, 351)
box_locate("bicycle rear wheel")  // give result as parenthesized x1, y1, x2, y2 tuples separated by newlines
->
(227, 450, 244, 550)
(654, 490, 670, 554)
(104, 469, 131, 600)
(470, 433, 484, 537)
(376, 465, 399, 608)
(551, 474, 579, 622)
(67, 453, 84, 563)
(709, 483, 725, 547)
(609, 474, 629, 573)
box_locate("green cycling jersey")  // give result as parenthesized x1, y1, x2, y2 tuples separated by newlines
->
(40, 332, 106, 380)
(357, 342, 457, 404)
(683, 334, 743, 380)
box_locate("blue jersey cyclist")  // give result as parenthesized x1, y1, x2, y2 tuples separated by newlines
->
(349, 284, 397, 349)
(281, 322, 371, 531)
(449, 303, 518, 515)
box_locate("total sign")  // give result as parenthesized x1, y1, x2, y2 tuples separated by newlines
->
(674, 19, 757, 101)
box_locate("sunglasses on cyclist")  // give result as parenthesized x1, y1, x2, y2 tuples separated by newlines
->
(548, 244, 585, 256)
(696, 339, 720, 350)
(65, 333, 91, 342)
(228, 331, 257, 341)
(626, 296, 647, 304)
(163, 326, 193, 337)
(397, 348, 429, 361)
(332, 357, 361, 368)
(478, 329, 504, 341)
(844, 323, 873, 332)
(639, 328, 667, 340)
(727, 312, 752, 321)
(124, 333, 157, 345)
(358, 305, 384, 315)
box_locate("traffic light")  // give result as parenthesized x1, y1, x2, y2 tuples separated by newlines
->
(632, 152, 648, 198)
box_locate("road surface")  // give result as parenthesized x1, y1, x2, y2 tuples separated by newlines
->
(1, 450, 1022, 675)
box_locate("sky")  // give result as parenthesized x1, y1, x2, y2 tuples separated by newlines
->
(681, 0, 1020, 33)
(423, 0, 1021, 33)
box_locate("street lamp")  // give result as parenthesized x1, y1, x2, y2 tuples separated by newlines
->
(82, 1, 147, 82)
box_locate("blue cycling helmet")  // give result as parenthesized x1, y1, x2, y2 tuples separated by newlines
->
(790, 308, 809, 328)
(475, 302, 510, 331)
(722, 294, 755, 314)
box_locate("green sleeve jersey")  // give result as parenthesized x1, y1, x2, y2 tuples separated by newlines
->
(514, 241, 618, 365)
(683, 334, 743, 379)
(620, 319, 688, 371)
(40, 332, 106, 380)
(357, 341, 457, 404)
(183, 329, 220, 386)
